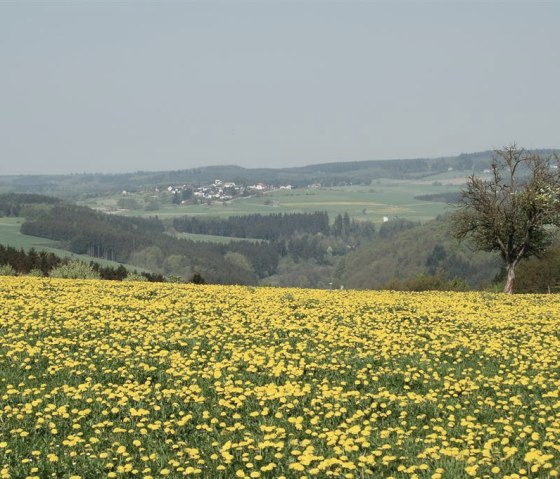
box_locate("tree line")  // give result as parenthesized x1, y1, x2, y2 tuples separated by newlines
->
(0, 244, 165, 281)
(19, 203, 281, 284)
(173, 212, 330, 240)
(0, 193, 61, 217)
(173, 211, 375, 240)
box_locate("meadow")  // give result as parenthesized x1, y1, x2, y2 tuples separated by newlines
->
(1, 277, 559, 478)
(0, 218, 63, 253)
(0, 218, 147, 271)
(80, 180, 463, 225)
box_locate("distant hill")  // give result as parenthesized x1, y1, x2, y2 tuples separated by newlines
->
(0, 149, 553, 199)
(2, 149, 556, 199)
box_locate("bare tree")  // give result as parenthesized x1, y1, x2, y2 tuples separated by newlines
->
(451, 145, 560, 293)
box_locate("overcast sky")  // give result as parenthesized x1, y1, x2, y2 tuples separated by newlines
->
(1, 1, 559, 175)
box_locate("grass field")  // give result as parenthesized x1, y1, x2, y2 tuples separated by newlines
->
(0, 217, 146, 271)
(1, 277, 558, 479)
(0, 217, 62, 251)
(80, 178, 465, 224)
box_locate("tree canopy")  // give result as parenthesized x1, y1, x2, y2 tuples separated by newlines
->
(451, 145, 560, 293)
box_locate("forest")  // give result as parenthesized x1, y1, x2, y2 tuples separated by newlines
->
(173, 212, 330, 240)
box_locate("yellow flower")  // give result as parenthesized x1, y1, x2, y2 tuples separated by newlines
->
(465, 465, 478, 477)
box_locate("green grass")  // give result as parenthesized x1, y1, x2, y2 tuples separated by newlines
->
(0, 217, 62, 251)
(80, 178, 464, 225)
(0, 217, 147, 271)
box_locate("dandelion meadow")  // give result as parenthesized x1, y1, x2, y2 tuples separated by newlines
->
(0, 277, 559, 479)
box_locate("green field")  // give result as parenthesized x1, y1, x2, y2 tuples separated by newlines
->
(0, 217, 63, 251)
(80, 178, 464, 224)
(0, 217, 146, 271)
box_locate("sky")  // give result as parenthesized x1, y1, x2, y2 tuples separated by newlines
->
(1, 1, 559, 175)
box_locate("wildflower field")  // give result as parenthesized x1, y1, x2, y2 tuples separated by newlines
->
(1, 277, 559, 479)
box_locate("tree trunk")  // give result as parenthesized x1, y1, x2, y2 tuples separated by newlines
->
(504, 263, 516, 294)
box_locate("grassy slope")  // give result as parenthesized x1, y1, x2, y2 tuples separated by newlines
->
(0, 217, 61, 250)
(340, 216, 501, 289)
(0, 217, 148, 271)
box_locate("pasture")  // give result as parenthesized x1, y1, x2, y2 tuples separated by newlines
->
(80, 178, 464, 225)
(0, 217, 146, 270)
(0, 217, 67, 253)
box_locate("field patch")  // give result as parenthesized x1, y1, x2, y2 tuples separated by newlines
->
(80, 181, 461, 224)
(1, 278, 558, 478)
(0, 217, 148, 271)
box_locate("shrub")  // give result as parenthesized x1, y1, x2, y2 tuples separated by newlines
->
(28, 268, 44, 277)
(123, 272, 148, 282)
(190, 272, 206, 284)
(50, 261, 101, 280)
(0, 264, 16, 276)
(384, 273, 469, 292)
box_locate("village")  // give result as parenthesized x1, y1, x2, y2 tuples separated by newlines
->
(133, 179, 296, 205)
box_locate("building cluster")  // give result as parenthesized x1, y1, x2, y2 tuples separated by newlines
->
(163, 179, 293, 204)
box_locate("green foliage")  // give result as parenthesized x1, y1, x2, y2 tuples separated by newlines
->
(144, 200, 160, 211)
(190, 272, 206, 284)
(451, 145, 560, 293)
(0, 193, 61, 217)
(265, 257, 334, 289)
(123, 272, 148, 282)
(224, 251, 253, 272)
(166, 275, 184, 284)
(20, 203, 276, 285)
(0, 245, 61, 275)
(173, 212, 330, 240)
(378, 219, 419, 239)
(383, 273, 469, 292)
(132, 246, 165, 272)
(0, 264, 16, 276)
(162, 254, 191, 278)
(341, 216, 501, 290)
(116, 197, 142, 210)
(515, 241, 560, 293)
(50, 261, 101, 280)
(28, 268, 44, 277)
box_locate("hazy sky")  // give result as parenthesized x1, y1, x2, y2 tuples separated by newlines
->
(1, 1, 559, 175)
